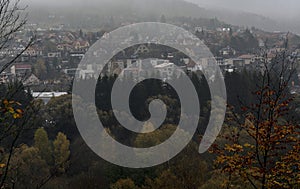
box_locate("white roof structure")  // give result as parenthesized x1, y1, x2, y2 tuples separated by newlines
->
(155, 63, 174, 69)
(32, 92, 68, 98)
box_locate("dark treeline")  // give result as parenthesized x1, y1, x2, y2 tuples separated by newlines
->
(1, 67, 298, 188)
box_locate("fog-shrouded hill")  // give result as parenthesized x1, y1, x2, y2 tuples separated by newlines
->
(205, 9, 282, 32)
(25, 0, 209, 18)
(22, 0, 299, 34)
(24, 0, 211, 29)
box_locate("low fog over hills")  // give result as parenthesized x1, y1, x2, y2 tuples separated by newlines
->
(22, 0, 300, 34)
(186, 0, 300, 20)
(186, 0, 300, 34)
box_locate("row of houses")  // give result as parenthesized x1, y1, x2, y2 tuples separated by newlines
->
(67, 58, 181, 81)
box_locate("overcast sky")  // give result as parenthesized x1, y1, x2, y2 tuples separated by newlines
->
(23, 0, 300, 21)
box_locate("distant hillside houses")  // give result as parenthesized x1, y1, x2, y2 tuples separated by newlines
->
(0, 23, 297, 89)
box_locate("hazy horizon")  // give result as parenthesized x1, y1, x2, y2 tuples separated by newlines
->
(21, 0, 300, 34)
(23, 0, 300, 20)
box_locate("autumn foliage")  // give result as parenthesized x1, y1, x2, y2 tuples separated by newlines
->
(211, 52, 300, 189)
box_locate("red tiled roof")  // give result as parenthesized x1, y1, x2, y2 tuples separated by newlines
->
(14, 64, 31, 69)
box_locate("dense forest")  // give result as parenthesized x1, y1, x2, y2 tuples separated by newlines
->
(1, 55, 299, 188)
